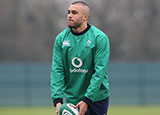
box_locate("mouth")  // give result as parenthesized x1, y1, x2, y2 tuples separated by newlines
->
(68, 19, 74, 23)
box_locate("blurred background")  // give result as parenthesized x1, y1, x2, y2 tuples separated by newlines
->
(0, 0, 160, 114)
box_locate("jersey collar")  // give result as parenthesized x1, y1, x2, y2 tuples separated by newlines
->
(70, 24, 91, 36)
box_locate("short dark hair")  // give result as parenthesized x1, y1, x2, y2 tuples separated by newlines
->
(72, 1, 90, 8)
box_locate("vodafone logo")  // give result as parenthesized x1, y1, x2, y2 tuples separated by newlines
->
(70, 57, 88, 73)
(71, 57, 83, 68)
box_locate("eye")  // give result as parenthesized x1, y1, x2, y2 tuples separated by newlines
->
(72, 10, 78, 14)
(68, 10, 70, 14)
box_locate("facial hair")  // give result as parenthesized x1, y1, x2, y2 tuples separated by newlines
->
(68, 20, 82, 29)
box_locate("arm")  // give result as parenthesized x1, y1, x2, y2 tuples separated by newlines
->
(51, 36, 64, 107)
(83, 34, 110, 103)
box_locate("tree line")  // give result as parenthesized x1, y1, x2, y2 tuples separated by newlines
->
(0, 0, 160, 62)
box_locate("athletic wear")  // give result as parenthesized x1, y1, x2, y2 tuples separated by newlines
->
(85, 97, 109, 115)
(51, 24, 110, 106)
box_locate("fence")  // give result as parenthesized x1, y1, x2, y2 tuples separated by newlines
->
(0, 62, 160, 106)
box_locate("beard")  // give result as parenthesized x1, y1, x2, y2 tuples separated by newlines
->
(68, 20, 82, 29)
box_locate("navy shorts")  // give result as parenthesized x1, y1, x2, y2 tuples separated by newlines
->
(85, 97, 109, 115)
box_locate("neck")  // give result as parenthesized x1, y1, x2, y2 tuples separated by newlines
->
(71, 23, 91, 36)
(72, 22, 88, 33)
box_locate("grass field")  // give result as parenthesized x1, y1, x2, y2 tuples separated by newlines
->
(0, 105, 160, 115)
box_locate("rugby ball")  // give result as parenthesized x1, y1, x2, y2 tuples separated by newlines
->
(58, 103, 79, 115)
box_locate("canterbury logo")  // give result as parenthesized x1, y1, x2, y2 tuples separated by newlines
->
(63, 40, 70, 46)
(71, 57, 83, 68)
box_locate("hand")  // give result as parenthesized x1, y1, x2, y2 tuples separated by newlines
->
(56, 103, 62, 115)
(76, 101, 88, 115)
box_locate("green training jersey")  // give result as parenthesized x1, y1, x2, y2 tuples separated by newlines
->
(51, 25, 110, 105)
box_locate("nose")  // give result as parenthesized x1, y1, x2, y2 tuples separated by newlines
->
(68, 13, 72, 19)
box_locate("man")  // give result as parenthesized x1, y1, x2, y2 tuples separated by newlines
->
(51, 1, 110, 115)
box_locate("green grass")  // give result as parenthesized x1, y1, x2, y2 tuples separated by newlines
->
(0, 107, 56, 115)
(108, 105, 160, 115)
(0, 105, 160, 115)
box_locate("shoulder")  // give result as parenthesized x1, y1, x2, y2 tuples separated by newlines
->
(55, 27, 70, 44)
(90, 25, 109, 42)
(56, 27, 70, 39)
(90, 25, 109, 39)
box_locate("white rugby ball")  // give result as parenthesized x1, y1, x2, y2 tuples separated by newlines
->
(58, 103, 79, 115)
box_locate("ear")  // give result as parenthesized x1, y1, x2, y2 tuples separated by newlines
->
(83, 14, 88, 21)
